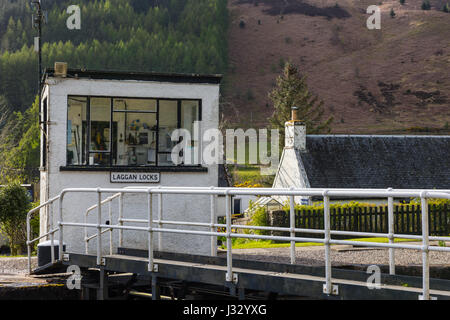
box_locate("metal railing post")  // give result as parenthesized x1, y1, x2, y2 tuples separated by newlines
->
(421, 193, 430, 300)
(210, 186, 217, 257)
(388, 188, 395, 275)
(96, 189, 103, 266)
(108, 200, 113, 256)
(225, 191, 233, 282)
(289, 191, 296, 265)
(84, 207, 89, 254)
(148, 189, 154, 272)
(323, 192, 333, 295)
(158, 187, 163, 251)
(119, 192, 124, 247)
(50, 203, 55, 264)
(27, 214, 31, 274)
(58, 193, 64, 261)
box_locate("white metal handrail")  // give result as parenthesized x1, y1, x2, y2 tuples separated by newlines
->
(84, 192, 122, 255)
(26, 194, 61, 273)
(27, 187, 450, 300)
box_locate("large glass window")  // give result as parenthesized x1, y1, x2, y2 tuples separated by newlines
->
(67, 97, 87, 165)
(113, 98, 157, 166)
(66, 96, 201, 167)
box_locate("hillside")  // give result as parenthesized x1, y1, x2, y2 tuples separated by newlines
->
(0, 0, 228, 114)
(223, 0, 450, 133)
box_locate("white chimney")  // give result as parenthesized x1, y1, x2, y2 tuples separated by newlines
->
(285, 106, 306, 151)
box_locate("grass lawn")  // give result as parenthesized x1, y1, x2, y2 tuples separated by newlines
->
(226, 237, 420, 250)
(0, 255, 28, 258)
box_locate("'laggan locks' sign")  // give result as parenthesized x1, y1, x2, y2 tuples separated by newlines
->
(111, 172, 160, 183)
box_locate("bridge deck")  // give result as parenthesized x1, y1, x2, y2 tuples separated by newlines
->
(61, 248, 450, 300)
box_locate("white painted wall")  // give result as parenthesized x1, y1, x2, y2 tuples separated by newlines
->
(40, 77, 220, 256)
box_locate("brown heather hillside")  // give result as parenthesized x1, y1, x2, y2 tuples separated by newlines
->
(223, 0, 450, 134)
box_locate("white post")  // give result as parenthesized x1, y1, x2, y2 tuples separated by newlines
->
(323, 192, 332, 295)
(84, 208, 89, 254)
(225, 192, 233, 282)
(210, 187, 217, 257)
(109, 200, 113, 256)
(58, 194, 64, 262)
(289, 193, 296, 265)
(388, 188, 395, 275)
(421, 193, 430, 300)
(119, 193, 123, 248)
(27, 214, 31, 274)
(50, 203, 55, 264)
(148, 190, 154, 272)
(158, 187, 163, 251)
(97, 189, 102, 266)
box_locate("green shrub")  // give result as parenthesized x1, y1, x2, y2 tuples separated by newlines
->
(248, 201, 269, 235)
(0, 184, 32, 255)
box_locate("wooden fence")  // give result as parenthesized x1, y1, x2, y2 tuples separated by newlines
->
(268, 204, 450, 239)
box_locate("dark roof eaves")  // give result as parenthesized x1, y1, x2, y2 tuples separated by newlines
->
(43, 68, 222, 85)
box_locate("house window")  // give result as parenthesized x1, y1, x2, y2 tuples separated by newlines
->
(67, 96, 201, 167)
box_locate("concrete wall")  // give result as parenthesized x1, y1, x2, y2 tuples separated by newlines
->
(40, 77, 220, 256)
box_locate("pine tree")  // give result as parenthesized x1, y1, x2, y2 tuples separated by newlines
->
(268, 62, 333, 148)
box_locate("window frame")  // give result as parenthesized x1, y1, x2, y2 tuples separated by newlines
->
(66, 95, 202, 168)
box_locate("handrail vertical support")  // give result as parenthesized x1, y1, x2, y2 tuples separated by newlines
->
(27, 214, 31, 274)
(96, 189, 103, 266)
(148, 190, 155, 272)
(388, 188, 395, 275)
(49, 203, 55, 264)
(225, 192, 234, 282)
(289, 191, 296, 265)
(210, 186, 217, 257)
(420, 193, 430, 300)
(108, 200, 113, 256)
(84, 207, 89, 254)
(158, 187, 163, 251)
(119, 192, 124, 247)
(323, 192, 335, 295)
(58, 193, 64, 262)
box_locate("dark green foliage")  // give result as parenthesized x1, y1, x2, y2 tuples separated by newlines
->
(0, 97, 40, 184)
(0, 183, 32, 255)
(400, 0, 405, 5)
(268, 62, 333, 148)
(0, 0, 229, 113)
(421, 0, 431, 10)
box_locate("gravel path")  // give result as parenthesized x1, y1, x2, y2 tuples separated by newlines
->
(220, 242, 450, 268)
(0, 257, 37, 275)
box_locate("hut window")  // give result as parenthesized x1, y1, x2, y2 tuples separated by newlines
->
(67, 96, 201, 167)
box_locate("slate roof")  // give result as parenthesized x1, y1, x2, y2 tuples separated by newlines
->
(300, 135, 450, 189)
